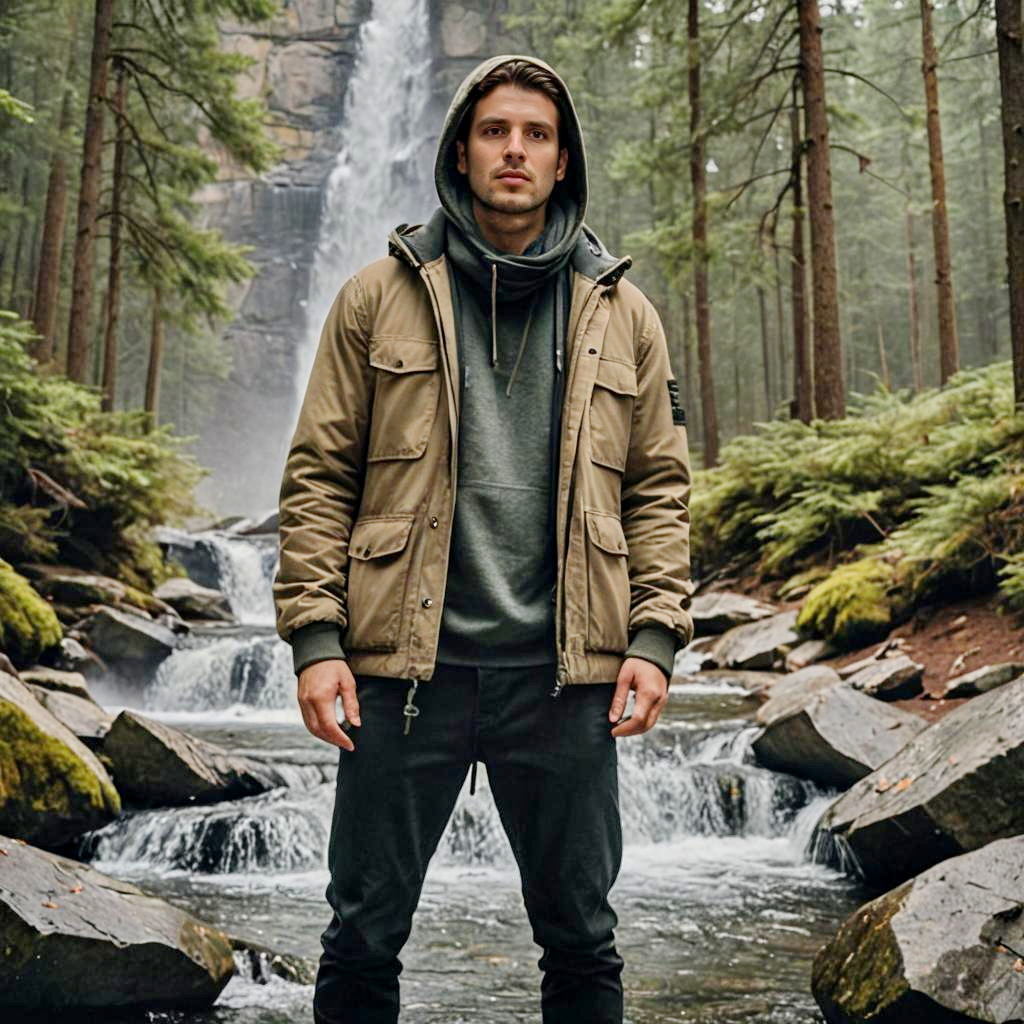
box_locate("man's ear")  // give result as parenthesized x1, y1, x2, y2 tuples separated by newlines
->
(455, 139, 467, 175)
(556, 146, 568, 182)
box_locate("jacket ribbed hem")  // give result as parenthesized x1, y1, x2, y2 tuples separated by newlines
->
(289, 621, 347, 675)
(623, 625, 677, 682)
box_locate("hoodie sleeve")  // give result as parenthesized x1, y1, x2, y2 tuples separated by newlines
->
(272, 274, 373, 660)
(620, 298, 695, 652)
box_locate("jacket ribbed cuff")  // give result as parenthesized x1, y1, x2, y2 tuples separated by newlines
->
(624, 624, 678, 683)
(289, 621, 347, 676)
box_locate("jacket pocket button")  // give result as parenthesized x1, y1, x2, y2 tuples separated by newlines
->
(422, 597, 433, 608)
(395, 358, 404, 368)
(429, 516, 439, 528)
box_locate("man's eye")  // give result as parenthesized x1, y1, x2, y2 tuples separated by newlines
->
(530, 130, 547, 139)
(484, 126, 504, 135)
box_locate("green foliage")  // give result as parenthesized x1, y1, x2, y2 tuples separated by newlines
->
(0, 559, 62, 664)
(0, 311, 208, 589)
(796, 557, 903, 647)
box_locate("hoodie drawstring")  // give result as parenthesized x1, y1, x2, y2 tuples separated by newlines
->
(490, 263, 498, 367)
(506, 291, 539, 397)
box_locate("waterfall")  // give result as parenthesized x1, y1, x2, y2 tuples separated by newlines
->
(296, 0, 435, 399)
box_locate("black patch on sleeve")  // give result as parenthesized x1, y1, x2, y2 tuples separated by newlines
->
(666, 378, 686, 426)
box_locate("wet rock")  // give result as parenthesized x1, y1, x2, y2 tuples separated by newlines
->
(51, 635, 101, 674)
(689, 591, 779, 636)
(78, 605, 179, 665)
(102, 710, 291, 807)
(153, 577, 235, 622)
(23, 682, 113, 747)
(0, 671, 120, 848)
(846, 655, 924, 700)
(237, 508, 279, 535)
(22, 563, 177, 620)
(753, 681, 926, 789)
(765, 665, 842, 704)
(153, 526, 222, 590)
(812, 836, 1024, 1024)
(934, 662, 1024, 700)
(0, 835, 234, 1010)
(814, 675, 1024, 885)
(19, 666, 92, 699)
(709, 610, 800, 670)
(229, 935, 316, 986)
(785, 638, 835, 671)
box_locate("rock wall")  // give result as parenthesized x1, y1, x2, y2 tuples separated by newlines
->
(191, 0, 525, 518)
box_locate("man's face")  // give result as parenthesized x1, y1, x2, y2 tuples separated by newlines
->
(455, 83, 568, 217)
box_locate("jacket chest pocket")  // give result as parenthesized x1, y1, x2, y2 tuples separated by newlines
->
(588, 356, 637, 473)
(583, 508, 630, 652)
(367, 336, 441, 462)
(344, 514, 416, 651)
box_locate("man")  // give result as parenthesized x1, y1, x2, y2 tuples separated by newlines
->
(273, 54, 693, 1024)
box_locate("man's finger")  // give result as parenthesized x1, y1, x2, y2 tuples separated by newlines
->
(309, 695, 355, 751)
(608, 675, 632, 723)
(612, 688, 656, 737)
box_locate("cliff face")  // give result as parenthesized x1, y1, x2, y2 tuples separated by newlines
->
(192, 0, 524, 517)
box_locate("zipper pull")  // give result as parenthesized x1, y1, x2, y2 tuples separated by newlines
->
(550, 660, 568, 699)
(402, 679, 421, 735)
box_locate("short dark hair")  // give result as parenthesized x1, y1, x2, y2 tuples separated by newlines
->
(457, 59, 566, 147)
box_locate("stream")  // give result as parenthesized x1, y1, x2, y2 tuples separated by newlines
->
(77, 525, 865, 1024)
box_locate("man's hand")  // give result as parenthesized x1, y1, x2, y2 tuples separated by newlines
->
(608, 657, 668, 738)
(297, 659, 360, 751)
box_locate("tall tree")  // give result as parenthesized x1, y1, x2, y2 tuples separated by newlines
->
(996, 0, 1023, 406)
(920, 0, 959, 384)
(100, 56, 126, 412)
(798, 0, 844, 419)
(689, 0, 719, 465)
(790, 88, 812, 423)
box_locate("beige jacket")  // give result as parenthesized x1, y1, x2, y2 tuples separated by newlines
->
(272, 215, 694, 689)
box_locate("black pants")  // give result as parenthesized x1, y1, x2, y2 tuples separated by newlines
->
(313, 662, 624, 1024)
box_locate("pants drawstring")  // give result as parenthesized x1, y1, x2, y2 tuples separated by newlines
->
(402, 679, 420, 735)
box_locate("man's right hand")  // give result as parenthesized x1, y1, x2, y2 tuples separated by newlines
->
(297, 659, 360, 751)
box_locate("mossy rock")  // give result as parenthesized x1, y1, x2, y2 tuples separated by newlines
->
(797, 558, 906, 649)
(0, 559, 62, 665)
(0, 671, 120, 847)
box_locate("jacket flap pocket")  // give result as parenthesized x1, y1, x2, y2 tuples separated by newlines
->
(348, 514, 415, 560)
(593, 357, 638, 397)
(585, 509, 629, 556)
(369, 336, 439, 373)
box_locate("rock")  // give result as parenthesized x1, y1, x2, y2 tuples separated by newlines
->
(0, 836, 234, 1010)
(102, 710, 291, 807)
(0, 558, 63, 665)
(24, 683, 113, 746)
(673, 667, 785, 695)
(709, 610, 800, 670)
(785, 638, 835, 671)
(237, 508, 279, 535)
(935, 662, 1024, 700)
(19, 667, 92, 699)
(229, 934, 316, 986)
(812, 836, 1024, 1024)
(153, 577, 235, 622)
(21, 563, 177, 620)
(0, 651, 16, 676)
(0, 671, 120, 847)
(753, 681, 926, 789)
(846, 655, 924, 700)
(764, 665, 843, 704)
(814, 675, 1024, 885)
(51, 635, 101, 673)
(689, 591, 779, 636)
(152, 526, 222, 590)
(78, 605, 179, 665)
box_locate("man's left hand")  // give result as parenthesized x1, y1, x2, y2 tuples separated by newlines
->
(608, 657, 668, 737)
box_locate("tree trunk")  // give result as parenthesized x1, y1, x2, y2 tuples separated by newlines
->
(758, 278, 772, 415)
(877, 322, 891, 391)
(920, 0, 960, 384)
(798, 0, 844, 419)
(66, 0, 114, 382)
(689, 0, 719, 465)
(7, 164, 32, 313)
(681, 289, 698, 447)
(145, 282, 165, 428)
(904, 199, 924, 392)
(31, 29, 77, 365)
(790, 87, 813, 423)
(101, 59, 127, 413)
(772, 219, 789, 412)
(996, 0, 1024, 407)
(978, 118, 999, 358)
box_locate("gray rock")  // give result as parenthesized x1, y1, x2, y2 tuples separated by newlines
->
(51, 635, 99, 673)
(79, 605, 178, 664)
(153, 526, 222, 590)
(765, 665, 843, 705)
(754, 682, 926, 789)
(19, 666, 92, 699)
(153, 577, 235, 622)
(229, 934, 316, 986)
(24, 683, 113, 745)
(689, 591, 779, 636)
(814, 675, 1024, 885)
(785, 638, 835, 671)
(0, 836, 234, 1010)
(812, 835, 1024, 1024)
(238, 508, 279, 535)
(102, 710, 291, 807)
(709, 610, 800, 670)
(846, 655, 924, 700)
(936, 662, 1024, 700)
(673, 668, 785, 695)
(0, 671, 120, 847)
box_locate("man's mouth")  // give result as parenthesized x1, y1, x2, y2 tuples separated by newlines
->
(497, 171, 530, 182)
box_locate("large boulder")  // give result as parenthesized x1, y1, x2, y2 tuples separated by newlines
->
(0, 836, 235, 1011)
(78, 605, 180, 664)
(814, 675, 1024, 885)
(0, 671, 120, 847)
(708, 610, 800, 670)
(23, 682, 114, 746)
(689, 591, 779, 636)
(153, 576, 235, 622)
(102, 710, 292, 807)
(812, 836, 1024, 1024)
(753, 680, 926, 789)
(0, 558, 62, 665)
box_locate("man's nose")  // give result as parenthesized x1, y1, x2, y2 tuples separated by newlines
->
(503, 128, 526, 161)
